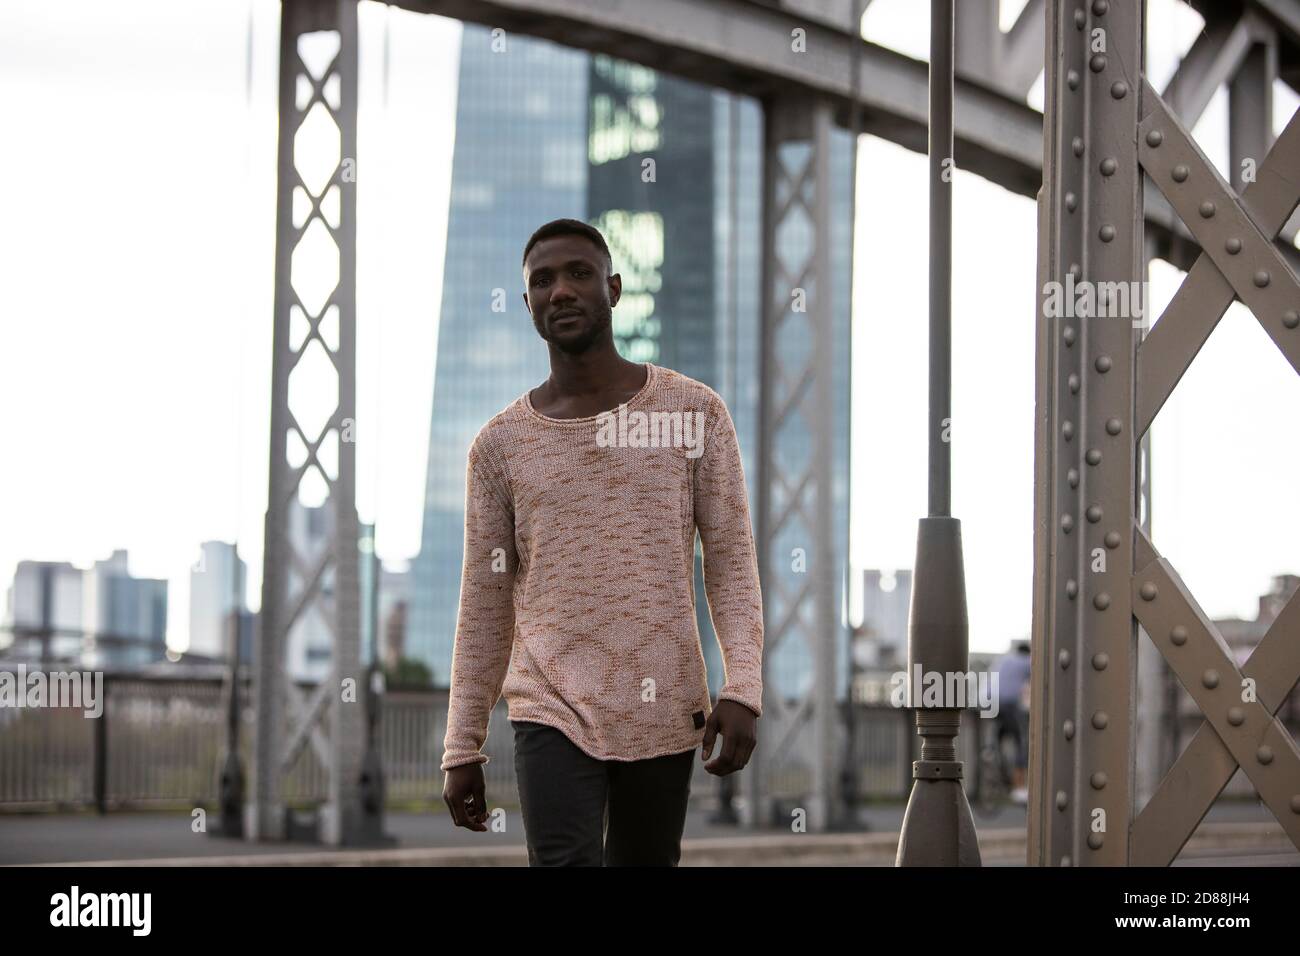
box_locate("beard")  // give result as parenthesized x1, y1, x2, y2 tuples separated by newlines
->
(534, 300, 612, 355)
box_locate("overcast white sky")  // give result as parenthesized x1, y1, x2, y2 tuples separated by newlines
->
(1, 0, 1297, 655)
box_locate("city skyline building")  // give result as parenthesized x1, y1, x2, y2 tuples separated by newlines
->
(188, 540, 248, 661)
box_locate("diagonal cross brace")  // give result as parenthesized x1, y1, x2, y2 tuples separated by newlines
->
(1130, 528, 1300, 863)
(1133, 83, 1300, 434)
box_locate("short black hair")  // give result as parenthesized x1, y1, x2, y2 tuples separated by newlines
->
(521, 218, 613, 273)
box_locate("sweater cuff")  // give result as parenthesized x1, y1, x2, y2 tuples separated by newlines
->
(440, 752, 489, 773)
(717, 688, 762, 719)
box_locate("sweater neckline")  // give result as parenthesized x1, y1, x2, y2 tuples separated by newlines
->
(522, 362, 658, 427)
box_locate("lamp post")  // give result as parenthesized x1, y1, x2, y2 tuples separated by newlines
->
(895, 0, 980, 867)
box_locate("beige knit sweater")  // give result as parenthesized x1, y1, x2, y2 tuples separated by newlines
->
(440, 362, 764, 771)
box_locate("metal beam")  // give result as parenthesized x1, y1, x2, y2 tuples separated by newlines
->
(1162, 9, 1255, 130)
(1004, 0, 1047, 96)
(752, 95, 841, 832)
(253, 0, 368, 846)
(401, 0, 1045, 196)
(1031, 0, 1144, 867)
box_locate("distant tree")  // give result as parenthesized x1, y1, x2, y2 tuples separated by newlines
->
(384, 656, 433, 689)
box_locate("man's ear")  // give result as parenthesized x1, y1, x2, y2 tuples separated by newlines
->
(608, 272, 621, 309)
(521, 291, 531, 314)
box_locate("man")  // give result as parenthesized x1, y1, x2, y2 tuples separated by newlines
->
(994, 639, 1032, 804)
(440, 218, 765, 866)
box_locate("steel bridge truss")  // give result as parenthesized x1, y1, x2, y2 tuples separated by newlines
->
(249, 0, 1300, 847)
(1032, 0, 1300, 865)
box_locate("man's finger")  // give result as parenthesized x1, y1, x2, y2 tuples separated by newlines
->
(706, 732, 739, 774)
(737, 739, 755, 769)
(446, 793, 469, 829)
(462, 793, 487, 830)
(701, 715, 718, 759)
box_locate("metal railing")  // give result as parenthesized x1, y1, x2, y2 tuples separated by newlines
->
(5, 672, 1289, 815)
(0, 672, 931, 813)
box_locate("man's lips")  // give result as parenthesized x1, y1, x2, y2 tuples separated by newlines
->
(551, 311, 583, 324)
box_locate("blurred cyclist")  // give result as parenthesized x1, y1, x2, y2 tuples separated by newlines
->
(994, 639, 1031, 804)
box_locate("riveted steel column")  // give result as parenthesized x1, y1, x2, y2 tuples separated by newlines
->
(252, 0, 365, 845)
(753, 95, 839, 833)
(1031, 0, 1144, 866)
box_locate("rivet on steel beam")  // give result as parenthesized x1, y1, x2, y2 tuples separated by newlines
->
(1065, 191, 1078, 212)
(1257, 746, 1274, 765)
(1073, 137, 1085, 158)
(1086, 448, 1102, 466)
(1110, 81, 1128, 100)
(1139, 581, 1157, 601)
(1068, 70, 1080, 91)
(1099, 224, 1115, 242)
(1283, 310, 1299, 329)
(1091, 711, 1108, 729)
(1086, 505, 1102, 523)
(1066, 578, 1079, 599)
(1093, 592, 1110, 611)
(1063, 326, 1076, 346)
(1225, 237, 1242, 255)
(1062, 514, 1074, 533)
(1068, 468, 1080, 488)
(1092, 652, 1108, 671)
(1291, 795, 1300, 814)
(1059, 649, 1072, 669)
(1105, 417, 1121, 435)
(1104, 531, 1120, 549)
(1145, 130, 1163, 147)
(1069, 373, 1080, 394)
(1088, 832, 1104, 850)
(1100, 157, 1116, 176)
(1227, 707, 1245, 726)
(1064, 719, 1075, 740)
(1092, 0, 1108, 14)
(1202, 669, 1219, 689)
(1075, 8, 1086, 29)
(1090, 54, 1107, 73)
(1171, 625, 1188, 646)
(1095, 355, 1112, 373)
(1061, 855, 1072, 866)
(1056, 791, 1068, 810)
(1254, 270, 1271, 288)
(1063, 420, 1075, 440)
(1069, 262, 1081, 279)
(1198, 200, 1216, 219)
(1172, 164, 1189, 182)
(1090, 771, 1107, 789)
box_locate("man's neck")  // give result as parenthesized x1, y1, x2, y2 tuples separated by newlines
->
(530, 346, 648, 419)
(545, 346, 639, 395)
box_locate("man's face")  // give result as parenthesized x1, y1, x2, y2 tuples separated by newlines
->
(522, 234, 620, 355)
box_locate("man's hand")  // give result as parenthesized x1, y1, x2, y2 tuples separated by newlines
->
(701, 699, 758, 776)
(443, 763, 489, 831)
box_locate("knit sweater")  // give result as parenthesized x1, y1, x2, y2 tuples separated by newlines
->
(440, 362, 764, 771)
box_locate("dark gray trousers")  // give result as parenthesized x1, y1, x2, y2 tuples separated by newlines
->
(511, 719, 696, 866)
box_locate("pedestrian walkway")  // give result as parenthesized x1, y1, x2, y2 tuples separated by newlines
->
(2, 799, 1294, 866)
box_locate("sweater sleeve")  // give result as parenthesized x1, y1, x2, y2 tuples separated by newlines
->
(692, 394, 765, 718)
(440, 438, 518, 771)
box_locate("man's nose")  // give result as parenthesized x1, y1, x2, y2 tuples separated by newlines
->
(549, 281, 577, 306)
